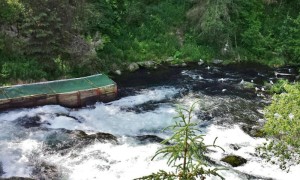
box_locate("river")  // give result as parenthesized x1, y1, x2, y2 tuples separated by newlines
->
(0, 63, 299, 179)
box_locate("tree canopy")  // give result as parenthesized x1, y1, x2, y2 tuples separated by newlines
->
(0, 0, 299, 83)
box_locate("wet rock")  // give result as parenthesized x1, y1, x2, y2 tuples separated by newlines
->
(242, 125, 266, 138)
(76, 131, 118, 144)
(55, 113, 85, 123)
(135, 135, 166, 144)
(221, 155, 247, 167)
(138, 61, 157, 69)
(229, 144, 241, 151)
(114, 70, 122, 75)
(0, 177, 34, 180)
(32, 161, 62, 180)
(121, 101, 161, 113)
(165, 57, 174, 62)
(212, 59, 223, 65)
(198, 59, 204, 66)
(14, 116, 43, 128)
(0, 161, 4, 176)
(44, 129, 118, 154)
(240, 82, 255, 89)
(252, 129, 266, 138)
(127, 63, 139, 72)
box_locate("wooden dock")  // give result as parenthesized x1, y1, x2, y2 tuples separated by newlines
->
(0, 74, 117, 110)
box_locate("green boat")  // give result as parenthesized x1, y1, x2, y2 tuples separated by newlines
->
(0, 74, 117, 110)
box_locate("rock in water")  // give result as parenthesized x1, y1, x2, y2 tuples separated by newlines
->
(212, 59, 223, 65)
(138, 61, 156, 69)
(14, 116, 42, 128)
(198, 59, 204, 66)
(127, 63, 140, 72)
(221, 155, 247, 167)
(229, 144, 241, 151)
(114, 70, 122, 75)
(135, 135, 166, 144)
(0, 177, 34, 180)
(31, 161, 61, 180)
(43, 129, 118, 154)
(0, 161, 4, 176)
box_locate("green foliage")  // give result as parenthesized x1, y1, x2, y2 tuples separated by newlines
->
(136, 102, 225, 180)
(269, 79, 289, 94)
(0, 52, 46, 84)
(0, 0, 24, 24)
(0, 0, 300, 81)
(257, 82, 300, 170)
(178, 43, 215, 61)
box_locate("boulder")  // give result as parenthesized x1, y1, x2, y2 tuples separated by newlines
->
(242, 125, 266, 138)
(221, 155, 247, 167)
(44, 129, 118, 154)
(135, 135, 167, 144)
(181, 63, 187, 67)
(0, 161, 4, 176)
(229, 144, 241, 151)
(14, 116, 43, 128)
(138, 61, 157, 69)
(127, 63, 139, 72)
(74, 130, 118, 144)
(0, 177, 34, 180)
(212, 59, 223, 65)
(32, 161, 61, 180)
(198, 59, 204, 66)
(165, 57, 174, 62)
(114, 70, 122, 75)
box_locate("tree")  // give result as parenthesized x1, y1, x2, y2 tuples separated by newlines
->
(21, 0, 87, 77)
(136, 102, 225, 180)
(187, 0, 234, 50)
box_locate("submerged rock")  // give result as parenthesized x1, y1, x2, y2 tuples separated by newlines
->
(221, 155, 247, 167)
(135, 135, 166, 144)
(44, 129, 118, 154)
(75, 130, 118, 144)
(31, 161, 62, 180)
(242, 125, 266, 138)
(229, 144, 241, 151)
(14, 116, 43, 128)
(0, 177, 34, 180)
(0, 161, 4, 176)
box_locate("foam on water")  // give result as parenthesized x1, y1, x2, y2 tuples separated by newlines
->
(0, 139, 41, 178)
(41, 87, 180, 135)
(110, 87, 179, 107)
(42, 137, 173, 180)
(46, 104, 176, 136)
(203, 125, 300, 179)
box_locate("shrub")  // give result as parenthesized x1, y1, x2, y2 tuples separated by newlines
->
(257, 82, 300, 170)
(136, 102, 225, 180)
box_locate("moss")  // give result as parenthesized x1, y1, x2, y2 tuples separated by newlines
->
(253, 129, 266, 138)
(221, 155, 247, 167)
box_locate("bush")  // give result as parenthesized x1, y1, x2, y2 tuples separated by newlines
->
(257, 82, 300, 170)
(0, 53, 46, 84)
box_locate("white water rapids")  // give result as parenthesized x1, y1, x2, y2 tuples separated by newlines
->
(1, 67, 300, 180)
